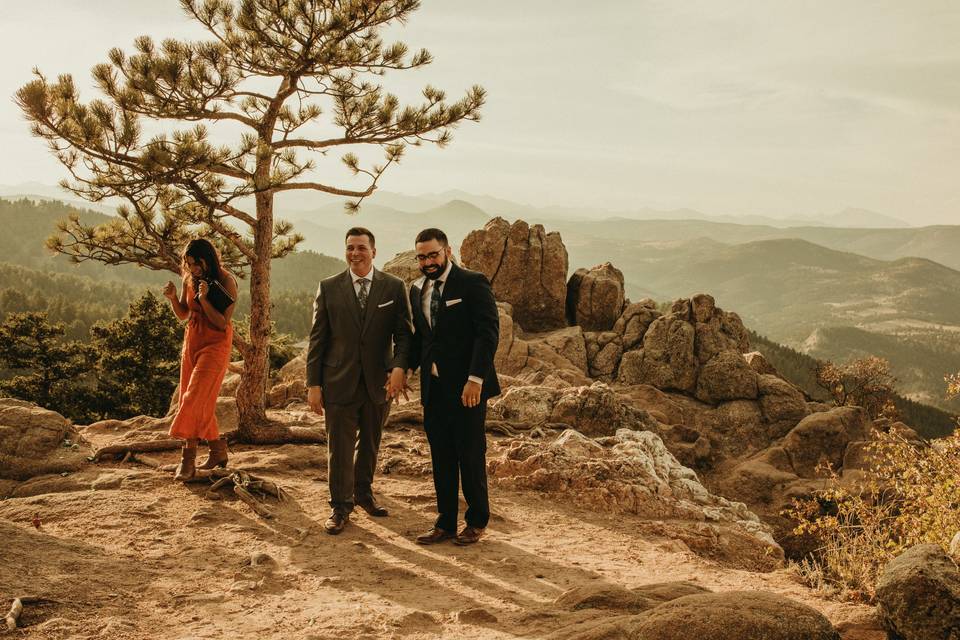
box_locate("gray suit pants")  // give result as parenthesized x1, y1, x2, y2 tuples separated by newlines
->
(325, 376, 388, 515)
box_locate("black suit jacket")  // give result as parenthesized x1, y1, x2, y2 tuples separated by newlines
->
(408, 262, 501, 406)
(306, 268, 413, 404)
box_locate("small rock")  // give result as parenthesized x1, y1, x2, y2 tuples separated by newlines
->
(456, 608, 498, 624)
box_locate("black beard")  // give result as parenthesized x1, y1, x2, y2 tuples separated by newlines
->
(421, 258, 447, 280)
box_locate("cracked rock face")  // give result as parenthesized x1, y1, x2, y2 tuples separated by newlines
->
(461, 217, 568, 332)
(490, 428, 783, 571)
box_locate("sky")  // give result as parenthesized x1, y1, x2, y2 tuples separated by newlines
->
(1, 0, 959, 224)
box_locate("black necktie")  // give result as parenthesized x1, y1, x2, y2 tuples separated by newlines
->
(430, 280, 442, 328)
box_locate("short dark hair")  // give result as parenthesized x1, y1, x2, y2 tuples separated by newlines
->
(415, 228, 448, 246)
(345, 227, 375, 247)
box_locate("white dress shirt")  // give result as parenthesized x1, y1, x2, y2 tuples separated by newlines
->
(350, 265, 375, 298)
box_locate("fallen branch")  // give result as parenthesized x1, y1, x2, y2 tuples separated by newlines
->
(5, 597, 55, 631)
(199, 468, 287, 519)
(91, 439, 183, 461)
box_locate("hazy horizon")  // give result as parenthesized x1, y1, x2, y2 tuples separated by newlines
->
(2, 1, 958, 225)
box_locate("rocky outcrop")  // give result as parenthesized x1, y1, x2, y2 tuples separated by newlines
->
(490, 428, 783, 570)
(583, 331, 622, 380)
(493, 303, 591, 387)
(876, 544, 960, 640)
(613, 299, 662, 351)
(382, 249, 422, 284)
(695, 350, 758, 404)
(0, 398, 91, 480)
(625, 591, 840, 640)
(460, 217, 568, 331)
(490, 382, 659, 437)
(554, 581, 710, 614)
(565, 262, 625, 331)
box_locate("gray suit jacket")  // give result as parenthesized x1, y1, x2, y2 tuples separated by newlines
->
(306, 268, 413, 405)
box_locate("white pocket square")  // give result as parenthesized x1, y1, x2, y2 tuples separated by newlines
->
(377, 300, 394, 308)
(445, 298, 463, 307)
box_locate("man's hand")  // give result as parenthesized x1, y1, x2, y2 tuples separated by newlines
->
(461, 380, 482, 408)
(385, 367, 409, 404)
(307, 385, 324, 416)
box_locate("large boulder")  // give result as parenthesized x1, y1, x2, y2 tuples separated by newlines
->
(565, 262, 625, 331)
(876, 544, 960, 640)
(460, 217, 568, 331)
(555, 581, 710, 614)
(0, 398, 90, 480)
(624, 314, 697, 392)
(627, 591, 840, 640)
(757, 374, 808, 430)
(382, 249, 422, 284)
(782, 406, 870, 477)
(695, 350, 759, 404)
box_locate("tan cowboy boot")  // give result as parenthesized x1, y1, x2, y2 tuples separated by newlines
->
(197, 438, 228, 470)
(173, 446, 197, 482)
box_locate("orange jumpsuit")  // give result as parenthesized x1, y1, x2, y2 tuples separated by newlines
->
(168, 281, 233, 441)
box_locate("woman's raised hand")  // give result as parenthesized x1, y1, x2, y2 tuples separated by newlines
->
(197, 280, 208, 299)
(163, 281, 177, 301)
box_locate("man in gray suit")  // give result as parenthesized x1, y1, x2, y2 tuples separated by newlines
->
(306, 227, 413, 534)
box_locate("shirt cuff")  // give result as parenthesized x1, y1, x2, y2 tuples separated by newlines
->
(467, 375, 484, 386)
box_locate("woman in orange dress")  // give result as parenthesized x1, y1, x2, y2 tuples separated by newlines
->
(162, 239, 239, 481)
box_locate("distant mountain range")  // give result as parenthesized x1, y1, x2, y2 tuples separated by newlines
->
(0, 182, 913, 229)
(1, 192, 956, 414)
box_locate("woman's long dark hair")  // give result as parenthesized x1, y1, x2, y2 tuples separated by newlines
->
(181, 238, 224, 289)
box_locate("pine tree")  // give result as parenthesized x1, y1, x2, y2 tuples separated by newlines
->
(16, 0, 484, 442)
(0, 312, 97, 421)
(90, 292, 183, 418)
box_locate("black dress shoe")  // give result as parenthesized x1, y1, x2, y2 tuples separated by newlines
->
(355, 495, 389, 517)
(415, 527, 456, 545)
(453, 525, 485, 545)
(324, 511, 349, 535)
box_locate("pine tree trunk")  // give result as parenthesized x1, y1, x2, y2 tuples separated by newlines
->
(235, 188, 274, 441)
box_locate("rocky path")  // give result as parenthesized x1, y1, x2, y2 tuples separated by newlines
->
(1, 426, 882, 639)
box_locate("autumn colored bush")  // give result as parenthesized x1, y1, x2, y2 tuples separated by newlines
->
(789, 412, 960, 601)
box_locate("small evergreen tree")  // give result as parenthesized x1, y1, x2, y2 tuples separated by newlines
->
(90, 292, 183, 418)
(0, 312, 98, 421)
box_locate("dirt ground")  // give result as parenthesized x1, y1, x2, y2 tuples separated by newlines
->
(1, 424, 884, 639)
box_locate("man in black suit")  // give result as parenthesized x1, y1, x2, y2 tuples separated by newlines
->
(306, 227, 413, 534)
(407, 228, 501, 545)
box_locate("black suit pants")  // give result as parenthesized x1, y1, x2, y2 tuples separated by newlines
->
(423, 375, 490, 531)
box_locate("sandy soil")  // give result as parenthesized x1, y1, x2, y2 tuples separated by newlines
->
(1, 424, 883, 640)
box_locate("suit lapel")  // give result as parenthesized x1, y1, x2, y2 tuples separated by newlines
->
(411, 278, 431, 337)
(339, 270, 362, 329)
(434, 263, 461, 331)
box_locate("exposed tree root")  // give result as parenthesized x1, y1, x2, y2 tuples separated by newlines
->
(91, 439, 183, 461)
(485, 420, 520, 437)
(198, 468, 287, 520)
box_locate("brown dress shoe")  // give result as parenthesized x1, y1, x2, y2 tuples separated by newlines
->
(355, 495, 388, 517)
(415, 527, 456, 545)
(324, 512, 349, 535)
(453, 526, 485, 545)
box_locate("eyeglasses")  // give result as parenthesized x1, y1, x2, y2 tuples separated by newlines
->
(415, 251, 443, 262)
